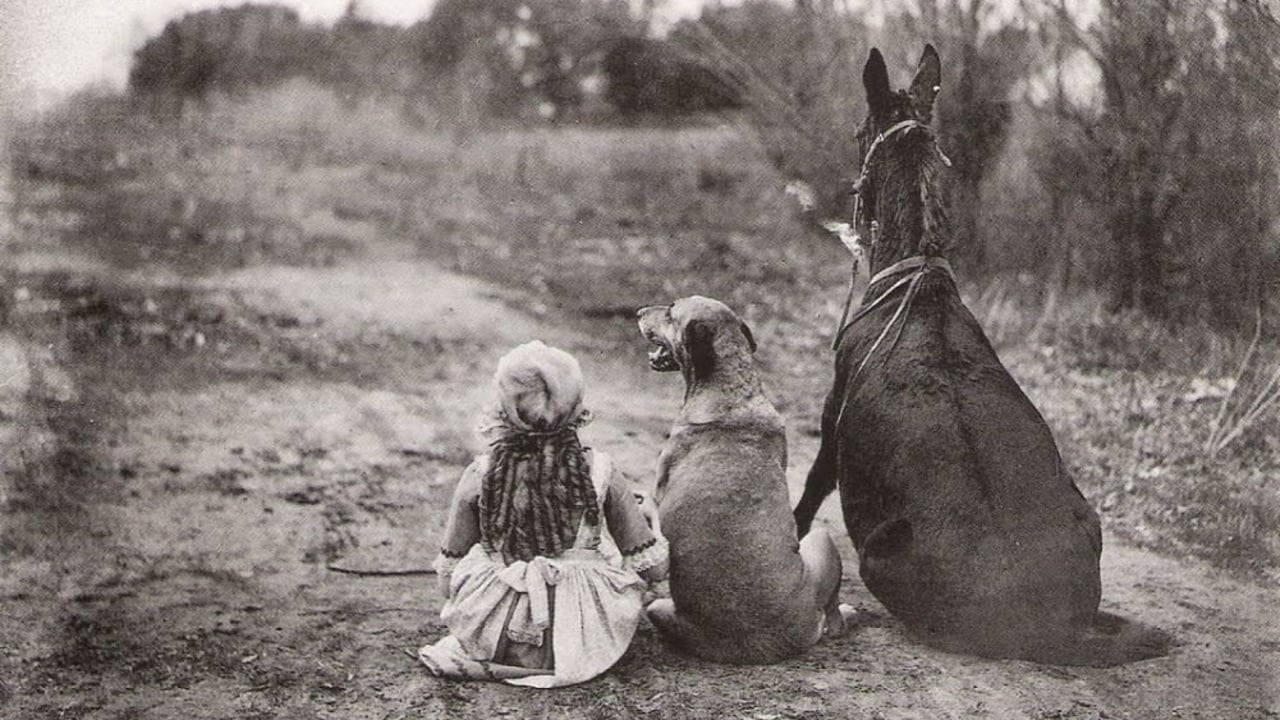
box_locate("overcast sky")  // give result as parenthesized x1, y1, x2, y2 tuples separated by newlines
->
(0, 0, 703, 110)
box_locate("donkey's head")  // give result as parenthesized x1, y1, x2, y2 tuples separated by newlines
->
(854, 45, 951, 274)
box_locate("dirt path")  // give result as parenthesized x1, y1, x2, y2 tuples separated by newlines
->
(2, 246, 1279, 719)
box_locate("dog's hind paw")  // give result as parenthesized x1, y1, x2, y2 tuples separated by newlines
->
(822, 603, 860, 639)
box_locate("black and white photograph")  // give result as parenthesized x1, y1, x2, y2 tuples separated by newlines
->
(1, 0, 1278, 717)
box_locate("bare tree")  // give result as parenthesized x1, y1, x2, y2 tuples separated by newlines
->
(675, 0, 867, 225)
(1043, 0, 1280, 323)
(681, 0, 1028, 258)
(885, 0, 1032, 272)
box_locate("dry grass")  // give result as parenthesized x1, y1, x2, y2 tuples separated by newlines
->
(1206, 311, 1280, 458)
(8, 83, 1278, 581)
(964, 284, 1280, 579)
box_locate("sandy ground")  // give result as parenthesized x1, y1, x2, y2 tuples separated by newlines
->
(3, 235, 1280, 719)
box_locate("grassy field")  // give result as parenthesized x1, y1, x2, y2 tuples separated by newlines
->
(8, 82, 1278, 582)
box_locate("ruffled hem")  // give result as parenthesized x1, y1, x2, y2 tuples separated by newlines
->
(430, 544, 646, 687)
(433, 552, 461, 580)
(420, 636, 550, 685)
(621, 535, 668, 575)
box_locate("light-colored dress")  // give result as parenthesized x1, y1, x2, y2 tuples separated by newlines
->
(419, 450, 667, 688)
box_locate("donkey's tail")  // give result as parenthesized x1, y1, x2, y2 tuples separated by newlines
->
(934, 610, 1173, 668)
(1028, 611, 1173, 668)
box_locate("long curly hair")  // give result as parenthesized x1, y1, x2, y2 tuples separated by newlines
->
(478, 425, 599, 564)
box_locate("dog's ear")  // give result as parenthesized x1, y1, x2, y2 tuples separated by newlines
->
(681, 318, 718, 381)
(739, 319, 757, 354)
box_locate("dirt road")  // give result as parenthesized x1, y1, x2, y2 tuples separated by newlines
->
(2, 237, 1279, 719)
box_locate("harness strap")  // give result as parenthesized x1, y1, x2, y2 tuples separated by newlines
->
(829, 256, 955, 431)
(869, 254, 952, 287)
(832, 256, 953, 350)
(832, 120, 952, 349)
(825, 119, 956, 475)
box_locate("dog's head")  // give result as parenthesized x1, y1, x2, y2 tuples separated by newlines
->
(636, 296, 757, 381)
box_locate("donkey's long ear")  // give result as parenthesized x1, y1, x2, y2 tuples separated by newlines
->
(863, 48, 893, 125)
(908, 43, 942, 122)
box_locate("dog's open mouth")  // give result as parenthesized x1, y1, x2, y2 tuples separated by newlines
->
(647, 341, 680, 372)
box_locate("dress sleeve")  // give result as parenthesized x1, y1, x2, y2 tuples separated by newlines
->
(602, 467, 669, 582)
(433, 458, 484, 596)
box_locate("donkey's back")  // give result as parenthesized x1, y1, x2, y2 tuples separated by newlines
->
(834, 281, 1110, 659)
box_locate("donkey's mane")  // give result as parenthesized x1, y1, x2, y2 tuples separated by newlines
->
(866, 128, 952, 272)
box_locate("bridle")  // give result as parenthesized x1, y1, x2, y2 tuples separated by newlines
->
(849, 120, 952, 241)
(831, 118, 953, 350)
(829, 118, 955, 430)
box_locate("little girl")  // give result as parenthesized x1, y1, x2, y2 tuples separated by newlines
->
(419, 341, 668, 687)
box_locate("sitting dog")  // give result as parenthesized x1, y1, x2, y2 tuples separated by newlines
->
(637, 296, 853, 663)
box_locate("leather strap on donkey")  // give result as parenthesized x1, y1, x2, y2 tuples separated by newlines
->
(832, 119, 952, 351)
(830, 254, 955, 430)
(827, 117, 956, 432)
(855, 120, 952, 191)
(833, 255, 954, 370)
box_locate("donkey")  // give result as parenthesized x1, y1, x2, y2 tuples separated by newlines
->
(793, 44, 1170, 666)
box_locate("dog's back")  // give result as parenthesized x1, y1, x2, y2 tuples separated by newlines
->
(659, 419, 819, 663)
(641, 296, 841, 664)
